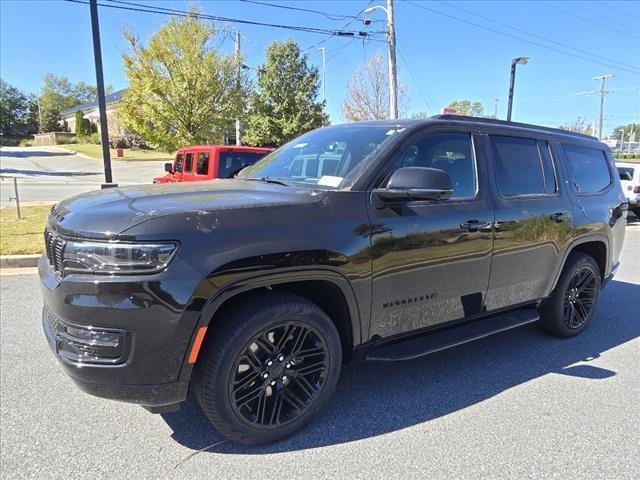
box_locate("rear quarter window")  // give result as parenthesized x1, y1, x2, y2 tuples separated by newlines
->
(562, 145, 611, 194)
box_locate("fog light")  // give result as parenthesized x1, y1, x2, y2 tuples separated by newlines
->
(56, 324, 127, 364)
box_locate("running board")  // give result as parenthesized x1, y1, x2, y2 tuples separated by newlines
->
(366, 309, 540, 362)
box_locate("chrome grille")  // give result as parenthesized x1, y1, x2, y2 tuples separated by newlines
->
(44, 228, 66, 275)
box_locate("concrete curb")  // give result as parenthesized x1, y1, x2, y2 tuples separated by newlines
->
(0, 254, 41, 268)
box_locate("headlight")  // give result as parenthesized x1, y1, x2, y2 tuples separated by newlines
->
(62, 241, 178, 275)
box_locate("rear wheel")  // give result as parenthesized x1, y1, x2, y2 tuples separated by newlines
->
(194, 291, 342, 445)
(539, 253, 601, 338)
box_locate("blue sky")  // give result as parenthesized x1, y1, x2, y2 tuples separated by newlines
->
(1, 0, 639, 136)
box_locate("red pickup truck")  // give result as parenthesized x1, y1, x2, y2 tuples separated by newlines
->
(153, 145, 273, 183)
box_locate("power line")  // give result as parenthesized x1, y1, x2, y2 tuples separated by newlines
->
(574, 2, 640, 31)
(440, 1, 640, 72)
(402, 0, 640, 76)
(597, 1, 640, 21)
(541, 1, 640, 40)
(65, 0, 382, 38)
(237, 0, 382, 23)
(395, 38, 438, 113)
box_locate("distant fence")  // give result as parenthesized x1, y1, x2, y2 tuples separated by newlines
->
(33, 132, 75, 146)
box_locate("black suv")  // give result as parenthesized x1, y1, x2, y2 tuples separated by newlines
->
(40, 116, 627, 445)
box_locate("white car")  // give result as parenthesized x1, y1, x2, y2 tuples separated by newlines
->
(616, 161, 640, 217)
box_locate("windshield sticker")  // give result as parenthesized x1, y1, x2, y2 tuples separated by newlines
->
(317, 175, 343, 187)
(292, 143, 308, 149)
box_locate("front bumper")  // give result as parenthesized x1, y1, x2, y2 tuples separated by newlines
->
(39, 253, 211, 407)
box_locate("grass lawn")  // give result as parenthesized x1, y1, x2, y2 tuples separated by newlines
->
(0, 205, 50, 255)
(62, 143, 173, 161)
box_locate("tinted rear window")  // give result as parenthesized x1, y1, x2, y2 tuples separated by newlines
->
(218, 152, 266, 178)
(563, 145, 611, 193)
(618, 167, 634, 181)
(490, 136, 555, 196)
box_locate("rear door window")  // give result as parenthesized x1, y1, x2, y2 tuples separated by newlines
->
(490, 136, 556, 196)
(184, 152, 194, 173)
(196, 152, 210, 176)
(563, 145, 611, 193)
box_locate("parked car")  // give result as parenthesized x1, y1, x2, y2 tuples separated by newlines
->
(616, 161, 640, 217)
(153, 145, 273, 183)
(40, 116, 627, 445)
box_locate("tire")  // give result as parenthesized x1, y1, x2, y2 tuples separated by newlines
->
(193, 290, 342, 445)
(539, 253, 601, 338)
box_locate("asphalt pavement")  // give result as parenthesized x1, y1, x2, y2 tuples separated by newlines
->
(1, 226, 639, 480)
(0, 147, 165, 208)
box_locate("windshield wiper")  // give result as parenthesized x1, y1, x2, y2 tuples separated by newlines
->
(242, 177, 290, 187)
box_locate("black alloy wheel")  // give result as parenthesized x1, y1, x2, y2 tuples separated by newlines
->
(194, 291, 342, 445)
(230, 322, 329, 428)
(562, 265, 597, 329)
(539, 252, 601, 338)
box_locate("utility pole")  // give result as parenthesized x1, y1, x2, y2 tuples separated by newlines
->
(89, 0, 114, 187)
(593, 74, 613, 141)
(37, 96, 43, 133)
(235, 31, 241, 146)
(319, 47, 326, 105)
(364, 1, 398, 119)
(493, 98, 499, 119)
(386, 0, 398, 120)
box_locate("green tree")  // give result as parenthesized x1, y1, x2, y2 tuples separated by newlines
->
(611, 123, 639, 141)
(38, 74, 103, 132)
(121, 10, 247, 150)
(244, 39, 327, 147)
(0, 79, 38, 137)
(446, 100, 484, 117)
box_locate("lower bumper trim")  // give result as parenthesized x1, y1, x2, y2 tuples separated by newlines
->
(70, 376, 189, 408)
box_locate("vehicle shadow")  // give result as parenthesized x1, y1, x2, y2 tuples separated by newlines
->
(0, 168, 97, 177)
(161, 279, 640, 454)
(0, 150, 73, 158)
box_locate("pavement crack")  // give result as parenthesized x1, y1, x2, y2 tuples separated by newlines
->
(169, 440, 226, 470)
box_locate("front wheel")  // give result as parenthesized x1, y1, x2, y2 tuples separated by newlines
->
(194, 291, 342, 445)
(539, 253, 601, 338)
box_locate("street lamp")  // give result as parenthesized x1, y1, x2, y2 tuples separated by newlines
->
(506, 56, 529, 122)
(364, 1, 398, 120)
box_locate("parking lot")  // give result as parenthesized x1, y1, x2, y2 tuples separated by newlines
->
(0, 147, 164, 208)
(0, 222, 637, 479)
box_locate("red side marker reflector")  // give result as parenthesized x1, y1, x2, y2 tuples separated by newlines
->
(188, 327, 208, 364)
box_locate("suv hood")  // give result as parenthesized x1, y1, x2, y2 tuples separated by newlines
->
(48, 180, 325, 239)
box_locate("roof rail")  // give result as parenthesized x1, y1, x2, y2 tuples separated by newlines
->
(430, 114, 599, 141)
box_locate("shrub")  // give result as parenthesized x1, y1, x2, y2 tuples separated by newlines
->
(74, 132, 98, 144)
(56, 136, 77, 145)
(108, 132, 148, 149)
(18, 139, 33, 147)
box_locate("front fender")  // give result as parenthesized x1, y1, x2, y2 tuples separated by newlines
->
(175, 266, 364, 385)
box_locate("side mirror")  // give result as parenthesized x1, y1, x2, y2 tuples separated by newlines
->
(371, 167, 453, 209)
(164, 162, 173, 173)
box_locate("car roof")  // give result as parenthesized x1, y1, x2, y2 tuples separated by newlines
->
(177, 145, 272, 151)
(332, 115, 604, 146)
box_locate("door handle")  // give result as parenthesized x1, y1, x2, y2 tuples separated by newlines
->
(460, 219, 492, 232)
(549, 212, 570, 223)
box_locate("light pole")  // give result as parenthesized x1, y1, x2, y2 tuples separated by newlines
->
(506, 56, 529, 122)
(89, 0, 114, 187)
(364, 0, 398, 120)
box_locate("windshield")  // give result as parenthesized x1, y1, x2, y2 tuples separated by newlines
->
(238, 125, 404, 189)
